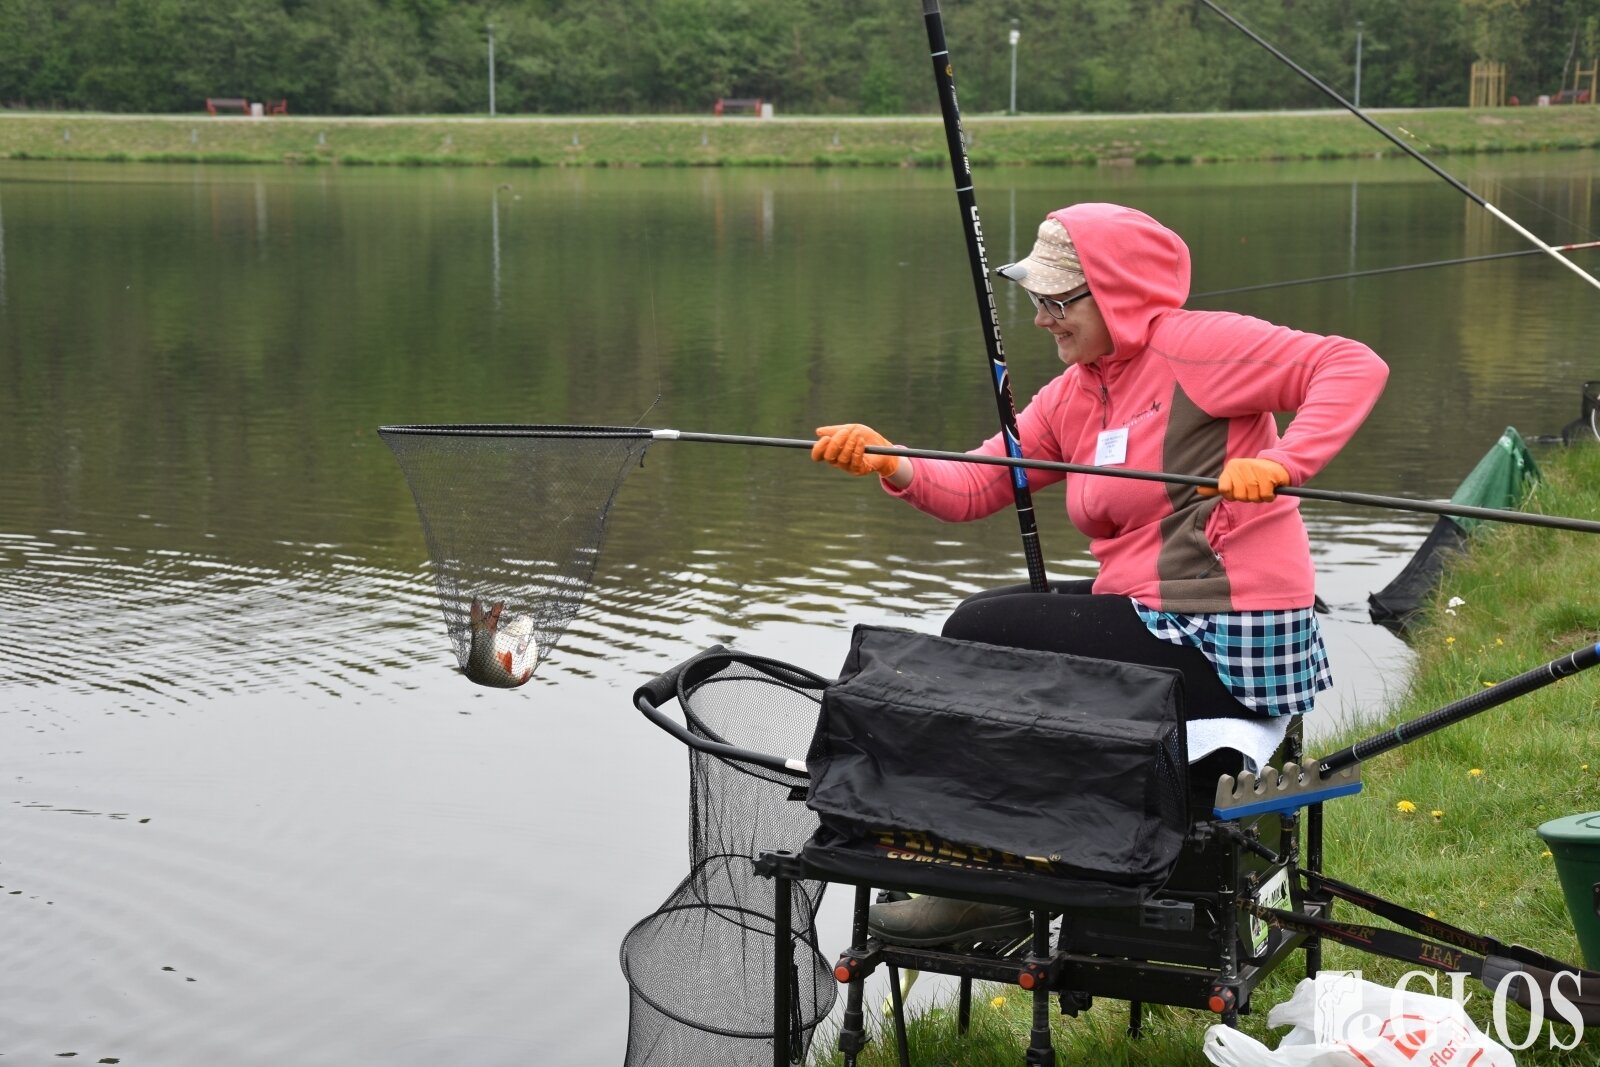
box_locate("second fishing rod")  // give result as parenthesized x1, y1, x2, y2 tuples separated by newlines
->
(1197, 0, 1600, 297)
(920, 0, 1050, 594)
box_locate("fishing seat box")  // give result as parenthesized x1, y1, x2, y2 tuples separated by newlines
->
(798, 624, 1303, 975)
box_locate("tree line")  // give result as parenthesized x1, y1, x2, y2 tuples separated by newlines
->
(1, 0, 1597, 116)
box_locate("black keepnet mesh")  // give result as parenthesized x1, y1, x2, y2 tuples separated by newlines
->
(379, 425, 650, 688)
(621, 655, 837, 1066)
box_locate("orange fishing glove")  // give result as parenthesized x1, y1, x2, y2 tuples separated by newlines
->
(1197, 457, 1292, 502)
(812, 424, 902, 478)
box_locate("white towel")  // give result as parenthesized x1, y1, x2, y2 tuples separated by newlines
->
(1185, 715, 1291, 774)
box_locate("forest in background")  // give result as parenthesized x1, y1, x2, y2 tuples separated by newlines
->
(0, 0, 1597, 116)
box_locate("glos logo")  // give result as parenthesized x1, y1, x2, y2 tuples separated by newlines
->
(1312, 968, 1587, 1055)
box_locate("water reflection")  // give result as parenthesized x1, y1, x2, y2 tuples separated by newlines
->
(490, 189, 502, 311)
(1348, 180, 1358, 276)
(253, 178, 267, 255)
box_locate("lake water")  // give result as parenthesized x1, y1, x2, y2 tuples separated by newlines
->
(2, 150, 1598, 1065)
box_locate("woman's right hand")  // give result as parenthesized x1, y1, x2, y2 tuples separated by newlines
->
(812, 424, 903, 479)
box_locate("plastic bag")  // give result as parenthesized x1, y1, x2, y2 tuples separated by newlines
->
(1203, 972, 1516, 1067)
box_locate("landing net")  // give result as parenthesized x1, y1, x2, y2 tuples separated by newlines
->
(620, 651, 836, 1065)
(379, 425, 651, 688)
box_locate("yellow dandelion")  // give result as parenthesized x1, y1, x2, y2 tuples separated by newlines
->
(991, 995, 1007, 1009)
(1495, 638, 1504, 646)
(1469, 768, 1484, 778)
(1397, 800, 1417, 813)
(1584, 765, 1591, 772)
(1431, 810, 1444, 820)
(1426, 910, 1437, 918)
(1446, 636, 1456, 645)
(1542, 850, 1554, 860)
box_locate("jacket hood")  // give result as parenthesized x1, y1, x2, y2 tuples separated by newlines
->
(1047, 203, 1191, 362)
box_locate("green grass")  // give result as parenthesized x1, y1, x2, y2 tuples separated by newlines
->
(818, 442, 1600, 1065)
(1, 107, 1598, 168)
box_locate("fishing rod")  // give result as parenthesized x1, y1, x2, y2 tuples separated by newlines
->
(1197, 0, 1600, 297)
(377, 425, 1600, 536)
(671, 430, 1600, 535)
(1192, 240, 1600, 300)
(920, 0, 1049, 594)
(1318, 642, 1600, 775)
(1214, 641, 1600, 817)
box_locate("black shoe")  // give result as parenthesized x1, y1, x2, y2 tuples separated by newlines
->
(867, 895, 1032, 948)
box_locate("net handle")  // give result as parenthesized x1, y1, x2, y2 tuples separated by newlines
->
(379, 423, 653, 439)
(633, 647, 814, 777)
(379, 424, 1600, 535)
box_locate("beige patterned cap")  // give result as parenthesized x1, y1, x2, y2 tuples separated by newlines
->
(995, 217, 1086, 295)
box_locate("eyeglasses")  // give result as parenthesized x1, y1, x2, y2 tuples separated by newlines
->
(1027, 288, 1093, 319)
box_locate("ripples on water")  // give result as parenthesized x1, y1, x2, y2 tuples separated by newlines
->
(0, 529, 439, 709)
(2, 155, 1595, 1064)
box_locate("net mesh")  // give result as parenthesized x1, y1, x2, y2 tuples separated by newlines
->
(621, 655, 837, 1066)
(379, 425, 650, 688)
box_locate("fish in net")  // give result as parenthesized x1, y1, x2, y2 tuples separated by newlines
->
(379, 425, 652, 689)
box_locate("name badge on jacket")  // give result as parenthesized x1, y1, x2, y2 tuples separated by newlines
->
(1095, 427, 1129, 467)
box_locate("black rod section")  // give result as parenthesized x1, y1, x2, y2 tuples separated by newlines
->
(1318, 643, 1600, 774)
(921, 0, 1049, 592)
(772, 874, 793, 1067)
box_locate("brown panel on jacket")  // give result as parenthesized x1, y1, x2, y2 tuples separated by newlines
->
(1156, 384, 1232, 610)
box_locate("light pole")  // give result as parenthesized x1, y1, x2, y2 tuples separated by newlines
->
(1008, 19, 1021, 115)
(487, 22, 497, 117)
(1353, 20, 1363, 108)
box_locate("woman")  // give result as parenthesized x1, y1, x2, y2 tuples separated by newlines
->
(812, 202, 1387, 946)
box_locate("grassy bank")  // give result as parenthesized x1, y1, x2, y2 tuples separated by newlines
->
(824, 440, 1600, 1066)
(2, 107, 1600, 167)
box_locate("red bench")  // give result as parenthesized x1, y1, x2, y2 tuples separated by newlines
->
(713, 97, 762, 117)
(204, 98, 289, 116)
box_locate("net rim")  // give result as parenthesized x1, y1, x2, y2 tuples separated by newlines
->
(679, 657, 830, 748)
(619, 902, 835, 1038)
(378, 423, 654, 439)
(680, 659, 828, 786)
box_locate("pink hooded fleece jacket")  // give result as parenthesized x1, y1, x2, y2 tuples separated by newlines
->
(888, 202, 1388, 612)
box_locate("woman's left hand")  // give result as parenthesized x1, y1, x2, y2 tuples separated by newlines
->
(1197, 458, 1291, 502)
(812, 424, 903, 479)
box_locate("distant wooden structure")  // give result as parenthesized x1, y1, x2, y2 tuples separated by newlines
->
(1469, 61, 1506, 108)
(1571, 57, 1598, 105)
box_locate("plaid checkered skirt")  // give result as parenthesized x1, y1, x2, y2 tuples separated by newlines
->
(1132, 603, 1332, 716)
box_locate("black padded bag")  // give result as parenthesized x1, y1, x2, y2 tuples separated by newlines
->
(801, 625, 1188, 909)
